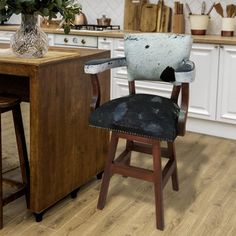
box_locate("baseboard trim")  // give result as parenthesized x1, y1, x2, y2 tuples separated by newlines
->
(187, 117, 236, 140)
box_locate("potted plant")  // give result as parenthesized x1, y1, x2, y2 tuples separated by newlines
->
(0, 0, 81, 57)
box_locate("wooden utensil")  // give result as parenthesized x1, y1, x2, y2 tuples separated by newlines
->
(201, 1, 206, 15)
(123, 0, 147, 30)
(214, 2, 224, 17)
(156, 0, 164, 31)
(206, 2, 215, 15)
(174, 1, 180, 14)
(179, 3, 183, 14)
(226, 4, 235, 17)
(232, 5, 236, 17)
(140, 4, 158, 32)
(185, 3, 192, 15)
(173, 1, 184, 33)
(160, 5, 172, 32)
(172, 13, 185, 33)
(174, 1, 183, 14)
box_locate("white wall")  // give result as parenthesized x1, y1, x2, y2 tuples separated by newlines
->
(8, 0, 236, 35)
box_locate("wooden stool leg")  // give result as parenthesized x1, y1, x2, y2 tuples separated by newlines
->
(152, 141, 164, 230)
(0, 116, 3, 229)
(122, 140, 132, 178)
(12, 104, 30, 208)
(125, 140, 132, 166)
(97, 132, 118, 210)
(167, 142, 179, 191)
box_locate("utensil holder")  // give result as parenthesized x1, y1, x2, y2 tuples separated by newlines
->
(189, 14, 209, 35)
(172, 14, 185, 34)
(221, 17, 235, 37)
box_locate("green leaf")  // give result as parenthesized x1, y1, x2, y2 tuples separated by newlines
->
(42, 8, 50, 16)
(55, 0, 62, 7)
(63, 24, 70, 34)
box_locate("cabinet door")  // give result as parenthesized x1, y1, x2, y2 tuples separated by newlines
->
(188, 43, 219, 120)
(217, 45, 236, 124)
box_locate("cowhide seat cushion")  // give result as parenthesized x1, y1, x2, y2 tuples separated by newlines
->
(89, 94, 180, 141)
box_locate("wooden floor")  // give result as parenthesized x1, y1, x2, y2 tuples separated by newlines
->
(0, 132, 236, 236)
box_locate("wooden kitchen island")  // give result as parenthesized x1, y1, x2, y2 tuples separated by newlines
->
(0, 47, 110, 219)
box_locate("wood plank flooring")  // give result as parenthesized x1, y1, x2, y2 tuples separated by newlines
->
(0, 132, 236, 236)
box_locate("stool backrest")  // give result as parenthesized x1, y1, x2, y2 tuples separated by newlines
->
(124, 33, 193, 82)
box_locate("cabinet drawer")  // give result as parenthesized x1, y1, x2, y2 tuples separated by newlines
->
(47, 34, 54, 46)
(114, 38, 124, 51)
(98, 37, 113, 50)
(54, 34, 98, 48)
(112, 49, 127, 79)
(0, 31, 14, 43)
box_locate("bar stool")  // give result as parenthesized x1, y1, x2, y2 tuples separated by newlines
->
(0, 93, 30, 229)
(84, 33, 195, 230)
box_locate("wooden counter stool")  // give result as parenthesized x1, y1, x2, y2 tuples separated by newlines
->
(85, 33, 195, 230)
(0, 94, 30, 229)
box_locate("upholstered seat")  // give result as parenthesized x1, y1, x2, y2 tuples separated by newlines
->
(89, 93, 180, 141)
(84, 33, 195, 230)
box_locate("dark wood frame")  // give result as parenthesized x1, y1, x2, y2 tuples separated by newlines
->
(0, 47, 110, 220)
(90, 74, 190, 230)
(0, 99, 30, 229)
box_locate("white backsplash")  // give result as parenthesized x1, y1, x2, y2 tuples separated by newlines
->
(8, 0, 236, 35)
(79, 0, 125, 27)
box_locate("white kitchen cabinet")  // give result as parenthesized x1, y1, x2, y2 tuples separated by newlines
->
(98, 37, 114, 98)
(47, 33, 54, 46)
(188, 44, 236, 127)
(217, 45, 236, 124)
(111, 37, 127, 98)
(98, 37, 113, 52)
(187, 43, 236, 139)
(0, 31, 54, 46)
(188, 43, 219, 120)
(0, 31, 14, 43)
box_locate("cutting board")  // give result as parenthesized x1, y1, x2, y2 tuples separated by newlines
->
(140, 4, 158, 32)
(156, 1, 163, 32)
(156, 4, 172, 32)
(159, 6, 172, 32)
(124, 0, 147, 30)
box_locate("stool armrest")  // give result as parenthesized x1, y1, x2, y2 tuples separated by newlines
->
(90, 74, 101, 111)
(174, 60, 195, 84)
(84, 57, 127, 74)
(86, 57, 126, 111)
(178, 83, 189, 136)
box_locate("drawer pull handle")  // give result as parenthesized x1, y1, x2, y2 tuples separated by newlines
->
(81, 39, 86, 45)
(64, 38, 68, 43)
